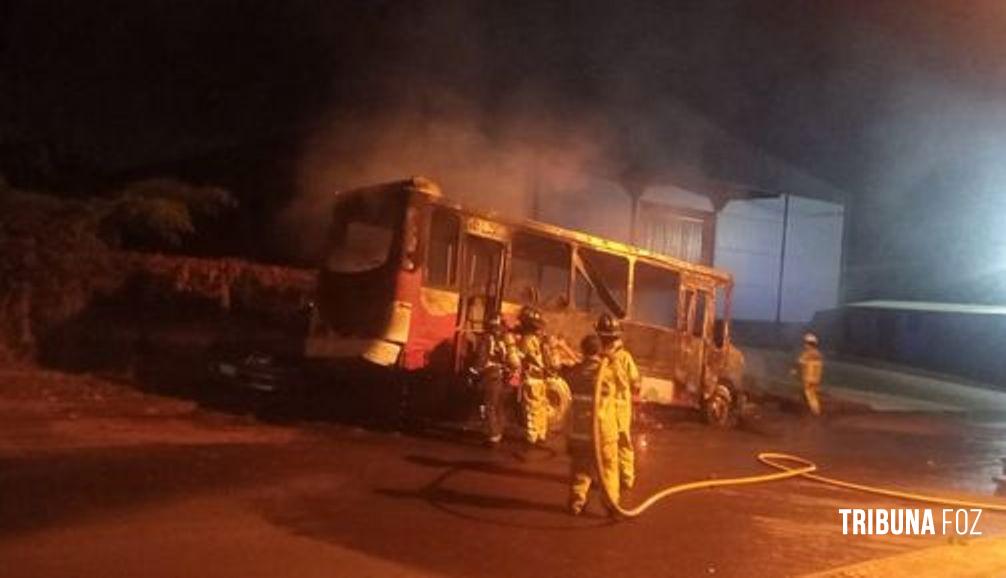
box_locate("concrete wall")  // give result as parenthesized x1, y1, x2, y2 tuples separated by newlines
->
(715, 195, 843, 323)
(819, 303, 1006, 387)
(537, 179, 712, 244)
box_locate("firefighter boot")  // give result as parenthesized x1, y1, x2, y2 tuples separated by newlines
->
(569, 441, 620, 515)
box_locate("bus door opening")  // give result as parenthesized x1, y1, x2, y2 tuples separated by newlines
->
(679, 286, 712, 391)
(454, 234, 506, 372)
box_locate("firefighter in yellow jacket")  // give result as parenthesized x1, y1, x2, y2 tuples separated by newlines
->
(596, 313, 641, 489)
(796, 333, 824, 416)
(567, 334, 621, 515)
(512, 306, 554, 444)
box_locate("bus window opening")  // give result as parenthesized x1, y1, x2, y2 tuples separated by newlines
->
(692, 291, 707, 337)
(632, 261, 680, 327)
(506, 233, 570, 309)
(426, 207, 460, 288)
(326, 192, 398, 273)
(574, 248, 628, 317)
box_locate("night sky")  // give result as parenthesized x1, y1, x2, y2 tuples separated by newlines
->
(5, 1, 1006, 300)
(3, 0, 1005, 195)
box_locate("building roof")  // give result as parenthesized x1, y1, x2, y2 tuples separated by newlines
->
(848, 300, 1006, 316)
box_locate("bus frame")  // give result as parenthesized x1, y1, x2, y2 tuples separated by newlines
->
(302, 177, 746, 427)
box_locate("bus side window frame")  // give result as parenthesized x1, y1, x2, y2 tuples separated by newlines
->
(505, 231, 572, 309)
(692, 290, 707, 338)
(630, 259, 682, 329)
(712, 284, 730, 349)
(680, 287, 694, 334)
(572, 245, 630, 317)
(424, 204, 462, 290)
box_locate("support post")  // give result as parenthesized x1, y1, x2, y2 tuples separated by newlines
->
(630, 194, 640, 245)
(775, 193, 790, 325)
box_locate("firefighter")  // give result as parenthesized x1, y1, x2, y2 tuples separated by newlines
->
(472, 314, 510, 445)
(513, 306, 552, 444)
(796, 333, 824, 416)
(596, 313, 641, 489)
(542, 333, 575, 432)
(567, 334, 621, 515)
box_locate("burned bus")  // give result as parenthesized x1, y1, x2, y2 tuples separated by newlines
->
(214, 177, 746, 426)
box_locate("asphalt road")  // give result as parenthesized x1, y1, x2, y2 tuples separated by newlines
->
(2, 368, 1006, 578)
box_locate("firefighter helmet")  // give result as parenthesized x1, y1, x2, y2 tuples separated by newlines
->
(594, 313, 622, 337)
(803, 332, 819, 346)
(518, 306, 545, 330)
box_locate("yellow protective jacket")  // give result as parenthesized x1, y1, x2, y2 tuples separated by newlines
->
(798, 347, 823, 384)
(606, 340, 640, 432)
(514, 332, 560, 380)
(567, 356, 619, 453)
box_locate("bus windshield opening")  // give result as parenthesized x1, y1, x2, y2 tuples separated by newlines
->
(325, 191, 398, 273)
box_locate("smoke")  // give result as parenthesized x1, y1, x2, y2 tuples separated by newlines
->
(271, 0, 751, 263)
(276, 88, 617, 262)
(271, 0, 1006, 305)
(832, 5, 1006, 302)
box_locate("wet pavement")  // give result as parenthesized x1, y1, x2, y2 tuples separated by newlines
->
(2, 367, 1006, 577)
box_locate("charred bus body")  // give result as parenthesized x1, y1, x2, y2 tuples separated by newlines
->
(215, 178, 746, 426)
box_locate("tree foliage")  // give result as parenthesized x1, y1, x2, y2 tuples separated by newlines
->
(102, 178, 238, 248)
(0, 175, 238, 358)
(0, 184, 111, 357)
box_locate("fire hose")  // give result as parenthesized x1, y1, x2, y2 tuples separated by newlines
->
(591, 360, 1006, 519)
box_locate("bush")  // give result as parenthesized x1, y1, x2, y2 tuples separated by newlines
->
(0, 186, 113, 357)
(101, 178, 238, 249)
(0, 176, 238, 359)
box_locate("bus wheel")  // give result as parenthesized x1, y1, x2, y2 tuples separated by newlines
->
(703, 380, 742, 428)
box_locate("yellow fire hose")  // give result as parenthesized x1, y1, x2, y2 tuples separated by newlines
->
(591, 361, 1006, 519)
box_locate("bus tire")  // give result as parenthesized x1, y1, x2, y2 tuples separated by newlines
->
(703, 380, 743, 429)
